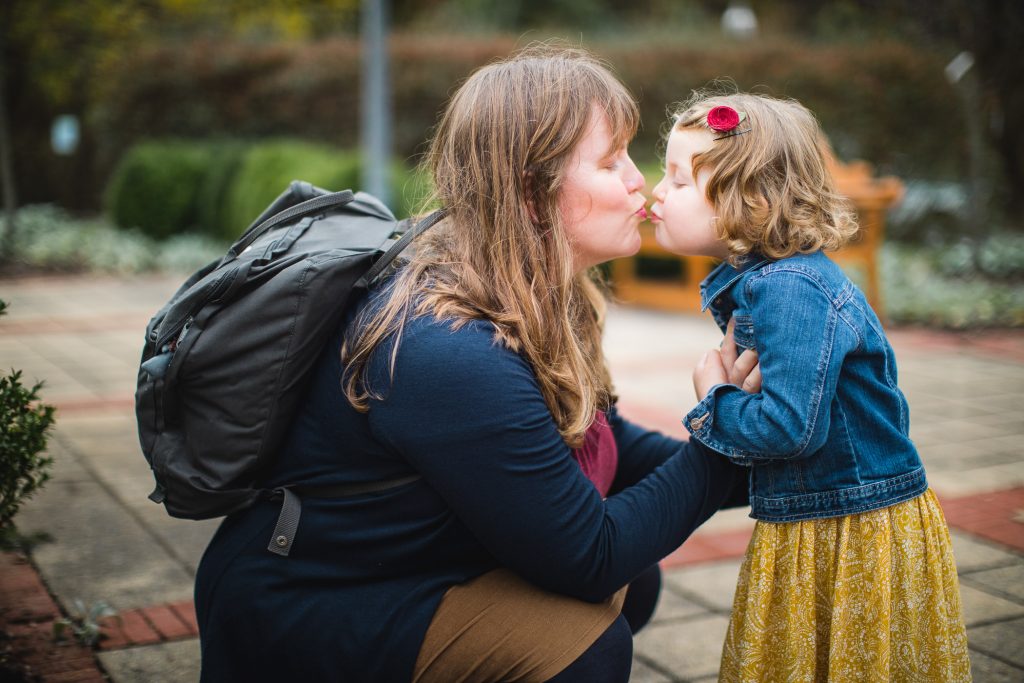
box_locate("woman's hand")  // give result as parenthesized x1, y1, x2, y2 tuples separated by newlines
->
(692, 318, 762, 400)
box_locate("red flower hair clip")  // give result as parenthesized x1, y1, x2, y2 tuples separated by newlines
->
(707, 105, 750, 140)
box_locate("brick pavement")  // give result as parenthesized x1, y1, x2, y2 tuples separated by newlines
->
(0, 552, 106, 682)
(2, 273, 1023, 682)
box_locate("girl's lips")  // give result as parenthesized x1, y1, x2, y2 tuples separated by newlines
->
(648, 209, 662, 222)
(634, 207, 648, 219)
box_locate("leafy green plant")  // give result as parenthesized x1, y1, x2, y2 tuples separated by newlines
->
(0, 301, 56, 546)
(53, 599, 118, 647)
(10, 205, 225, 275)
(880, 242, 1024, 328)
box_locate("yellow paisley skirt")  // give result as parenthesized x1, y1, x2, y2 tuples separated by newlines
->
(719, 489, 970, 682)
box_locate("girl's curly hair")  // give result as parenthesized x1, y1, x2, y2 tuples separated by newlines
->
(673, 91, 858, 262)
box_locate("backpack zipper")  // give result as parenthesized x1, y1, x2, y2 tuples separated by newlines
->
(154, 267, 235, 350)
(169, 316, 193, 353)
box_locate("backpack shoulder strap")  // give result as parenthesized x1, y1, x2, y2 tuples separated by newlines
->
(357, 209, 447, 288)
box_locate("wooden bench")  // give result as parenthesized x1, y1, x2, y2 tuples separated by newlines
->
(610, 159, 904, 317)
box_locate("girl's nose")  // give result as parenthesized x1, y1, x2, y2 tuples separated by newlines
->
(652, 178, 665, 201)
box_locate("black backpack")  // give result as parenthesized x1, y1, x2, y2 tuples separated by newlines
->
(135, 181, 441, 555)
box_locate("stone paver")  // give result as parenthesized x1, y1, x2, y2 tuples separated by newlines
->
(969, 650, 1024, 683)
(97, 638, 202, 683)
(634, 613, 731, 680)
(963, 564, 1024, 604)
(662, 560, 744, 614)
(2, 274, 1023, 682)
(968, 616, 1024, 669)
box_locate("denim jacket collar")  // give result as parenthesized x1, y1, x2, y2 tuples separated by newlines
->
(699, 255, 770, 312)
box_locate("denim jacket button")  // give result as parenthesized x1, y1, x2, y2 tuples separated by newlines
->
(689, 414, 708, 430)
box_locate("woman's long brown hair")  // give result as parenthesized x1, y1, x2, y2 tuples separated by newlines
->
(342, 45, 639, 447)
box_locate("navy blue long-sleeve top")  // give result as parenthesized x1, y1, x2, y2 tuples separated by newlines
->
(194, 292, 747, 682)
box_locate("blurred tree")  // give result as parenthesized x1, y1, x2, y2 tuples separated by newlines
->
(155, 0, 360, 39)
(4, 0, 360, 113)
(835, 0, 1023, 226)
(731, 0, 1022, 226)
(411, 0, 618, 30)
(0, 0, 360, 216)
(406, 0, 723, 30)
(0, 31, 16, 259)
(2, 0, 1015, 226)
(916, 0, 1024, 223)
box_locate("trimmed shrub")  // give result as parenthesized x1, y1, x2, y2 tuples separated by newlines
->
(105, 141, 211, 239)
(196, 140, 249, 238)
(222, 142, 432, 232)
(223, 140, 361, 238)
(103, 136, 430, 243)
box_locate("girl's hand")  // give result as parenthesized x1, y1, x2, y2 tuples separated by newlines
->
(693, 318, 763, 400)
(693, 349, 728, 400)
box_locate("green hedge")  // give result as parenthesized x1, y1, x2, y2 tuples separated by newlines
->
(105, 138, 430, 239)
(196, 140, 249, 238)
(223, 140, 361, 239)
(94, 34, 964, 181)
(104, 141, 212, 240)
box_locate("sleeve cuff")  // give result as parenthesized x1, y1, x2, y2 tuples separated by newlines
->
(683, 384, 754, 465)
(683, 390, 717, 438)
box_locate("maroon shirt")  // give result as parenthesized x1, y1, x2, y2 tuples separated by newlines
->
(571, 412, 619, 497)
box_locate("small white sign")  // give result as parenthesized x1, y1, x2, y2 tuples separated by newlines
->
(51, 114, 80, 155)
(945, 51, 975, 85)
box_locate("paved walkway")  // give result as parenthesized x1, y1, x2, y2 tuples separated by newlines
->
(1, 273, 1022, 682)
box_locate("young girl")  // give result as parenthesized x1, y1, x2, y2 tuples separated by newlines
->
(649, 92, 970, 682)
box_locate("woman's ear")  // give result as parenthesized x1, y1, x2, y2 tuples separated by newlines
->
(523, 169, 540, 225)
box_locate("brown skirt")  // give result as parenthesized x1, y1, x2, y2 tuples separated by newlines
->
(413, 569, 628, 683)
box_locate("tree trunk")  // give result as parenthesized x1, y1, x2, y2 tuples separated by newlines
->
(0, 32, 17, 261)
(960, 0, 1024, 226)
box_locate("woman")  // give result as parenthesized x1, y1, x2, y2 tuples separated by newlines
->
(195, 46, 756, 683)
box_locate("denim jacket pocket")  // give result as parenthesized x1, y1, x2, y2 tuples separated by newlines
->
(732, 314, 756, 352)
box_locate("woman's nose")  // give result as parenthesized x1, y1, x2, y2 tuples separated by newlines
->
(625, 160, 645, 193)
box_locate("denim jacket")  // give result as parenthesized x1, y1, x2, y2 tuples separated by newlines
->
(684, 251, 927, 522)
